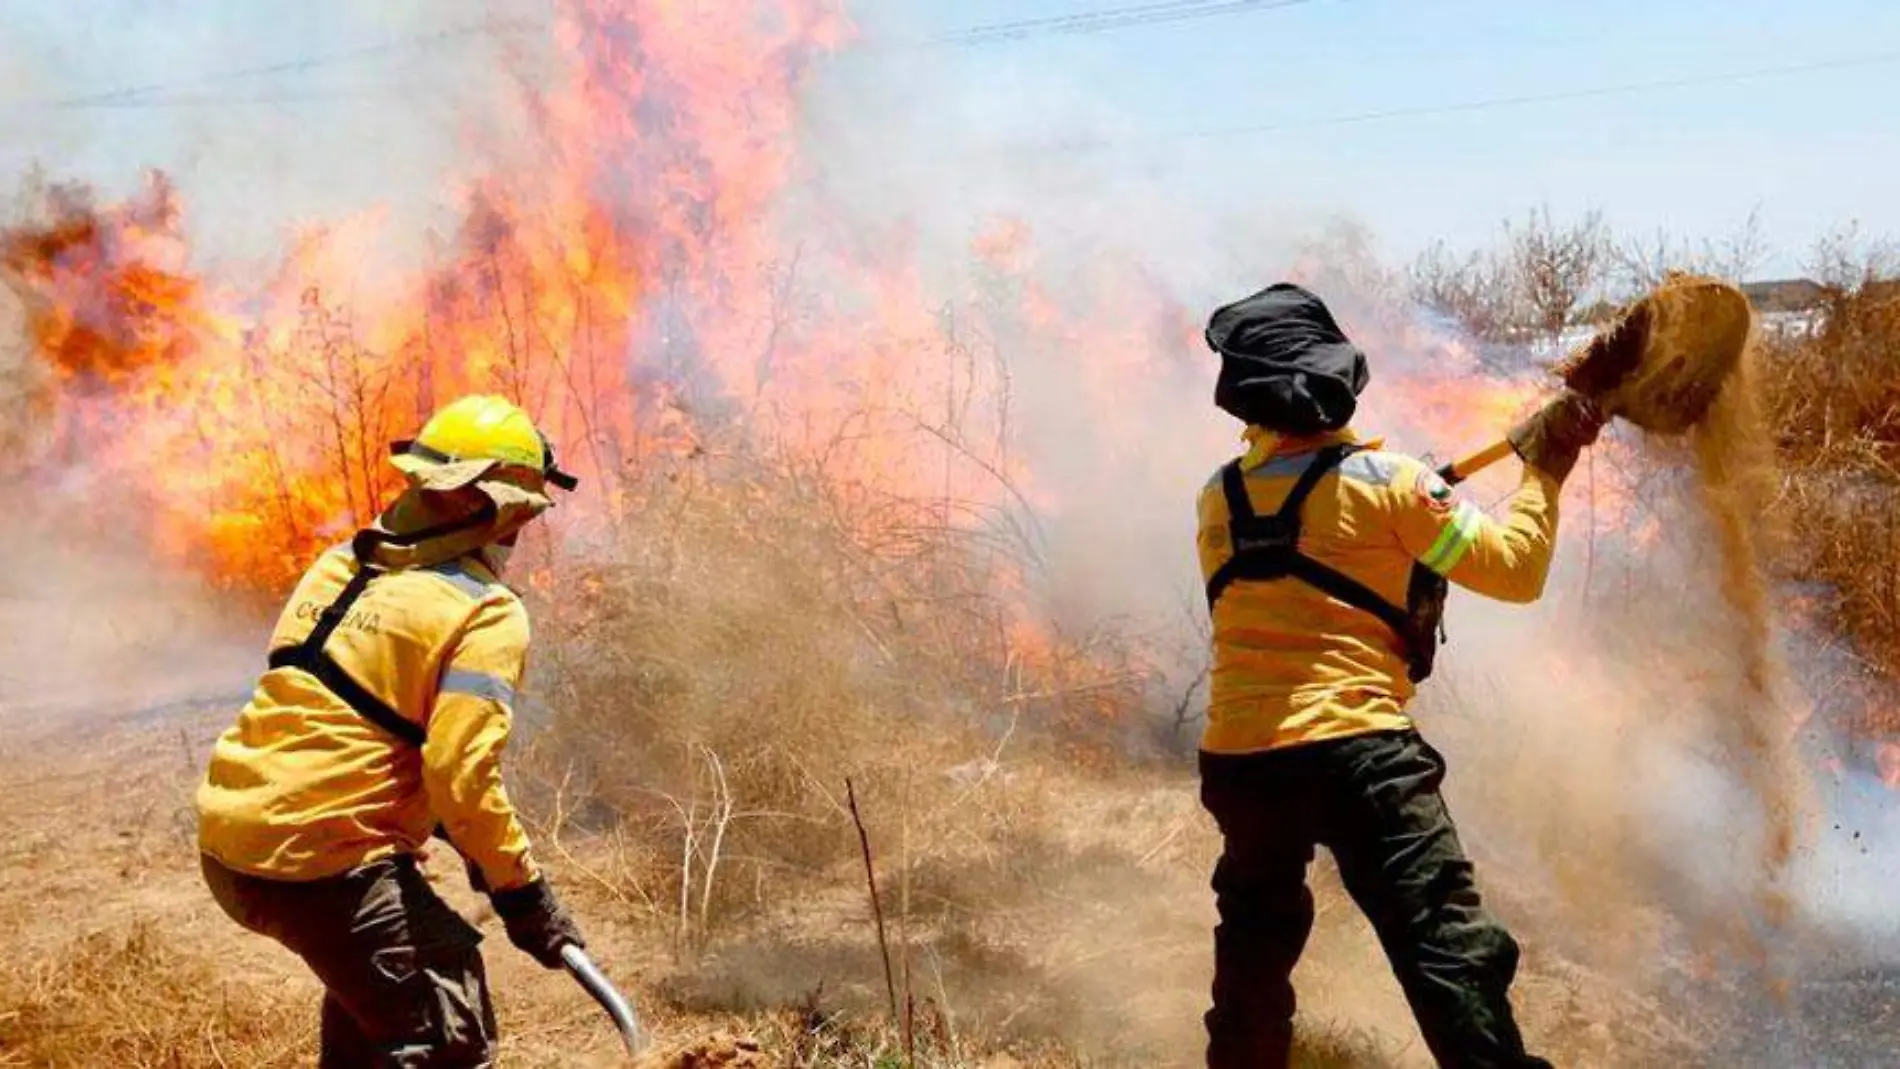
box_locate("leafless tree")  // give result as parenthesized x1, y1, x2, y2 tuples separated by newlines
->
(1617, 207, 1769, 294)
(1292, 217, 1405, 308)
(1805, 222, 1900, 294)
(1409, 239, 1522, 342)
(1411, 207, 1610, 345)
(1505, 206, 1609, 342)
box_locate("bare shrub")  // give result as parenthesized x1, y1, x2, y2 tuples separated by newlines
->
(1505, 206, 1610, 343)
(514, 424, 1150, 953)
(1617, 208, 1770, 293)
(1757, 268, 1900, 734)
(1409, 239, 1522, 343)
(1409, 206, 1610, 350)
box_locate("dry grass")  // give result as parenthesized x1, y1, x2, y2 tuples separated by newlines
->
(0, 922, 309, 1067)
(0, 710, 1680, 1067)
(1757, 280, 1900, 733)
(0, 702, 1404, 1068)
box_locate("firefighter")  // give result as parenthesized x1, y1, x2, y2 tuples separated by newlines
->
(1195, 284, 1604, 1069)
(197, 395, 585, 1067)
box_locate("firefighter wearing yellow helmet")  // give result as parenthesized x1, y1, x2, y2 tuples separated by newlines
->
(197, 395, 582, 1067)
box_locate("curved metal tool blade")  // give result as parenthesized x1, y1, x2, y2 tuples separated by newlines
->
(562, 944, 646, 1058)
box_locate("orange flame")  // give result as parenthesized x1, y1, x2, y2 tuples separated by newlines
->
(0, 1, 862, 592)
(0, 171, 223, 390)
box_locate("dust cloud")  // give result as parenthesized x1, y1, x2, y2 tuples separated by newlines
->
(0, 289, 252, 738)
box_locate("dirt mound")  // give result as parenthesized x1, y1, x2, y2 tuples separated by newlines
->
(637, 1033, 772, 1069)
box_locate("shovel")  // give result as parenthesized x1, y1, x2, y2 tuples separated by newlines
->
(1435, 275, 1754, 485)
(563, 944, 647, 1058)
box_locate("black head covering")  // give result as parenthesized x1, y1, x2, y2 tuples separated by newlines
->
(1205, 283, 1370, 434)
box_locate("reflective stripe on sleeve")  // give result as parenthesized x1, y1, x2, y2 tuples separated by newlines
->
(440, 668, 516, 705)
(1422, 502, 1483, 575)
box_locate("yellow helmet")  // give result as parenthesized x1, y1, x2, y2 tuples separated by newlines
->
(388, 395, 578, 493)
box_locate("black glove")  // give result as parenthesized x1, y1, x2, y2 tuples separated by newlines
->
(490, 878, 586, 969)
(1507, 390, 1606, 482)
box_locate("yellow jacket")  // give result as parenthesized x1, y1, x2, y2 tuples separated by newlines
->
(197, 547, 541, 890)
(1198, 428, 1561, 754)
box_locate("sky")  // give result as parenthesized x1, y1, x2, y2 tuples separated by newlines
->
(0, 0, 1894, 278)
(880, 0, 1900, 276)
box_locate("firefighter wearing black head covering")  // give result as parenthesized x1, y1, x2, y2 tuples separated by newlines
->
(1194, 284, 1603, 1069)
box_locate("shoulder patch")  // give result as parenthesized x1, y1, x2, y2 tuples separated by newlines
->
(1413, 468, 1456, 513)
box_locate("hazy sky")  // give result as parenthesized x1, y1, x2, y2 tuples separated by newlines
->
(887, 0, 1900, 276)
(0, 0, 1894, 278)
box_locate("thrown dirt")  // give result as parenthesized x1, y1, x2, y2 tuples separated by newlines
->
(1567, 278, 1802, 908)
(1687, 342, 1809, 922)
(1561, 275, 1753, 434)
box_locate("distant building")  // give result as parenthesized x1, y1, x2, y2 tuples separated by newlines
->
(1739, 278, 1900, 338)
(1741, 279, 1827, 314)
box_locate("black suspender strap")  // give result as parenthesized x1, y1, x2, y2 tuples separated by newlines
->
(1206, 445, 1350, 604)
(268, 529, 429, 747)
(303, 537, 384, 653)
(1205, 463, 1275, 604)
(1204, 444, 1414, 644)
(268, 643, 426, 747)
(1280, 554, 1413, 638)
(1219, 460, 1252, 521)
(265, 509, 490, 748)
(1273, 444, 1351, 523)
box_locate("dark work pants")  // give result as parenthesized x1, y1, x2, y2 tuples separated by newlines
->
(1199, 730, 1550, 1069)
(203, 854, 497, 1068)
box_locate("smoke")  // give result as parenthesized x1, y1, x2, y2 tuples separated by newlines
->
(0, 217, 251, 732)
(0, 1, 538, 273)
(0, 496, 255, 736)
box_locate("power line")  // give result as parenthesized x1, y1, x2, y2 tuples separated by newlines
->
(17, 3, 1307, 113)
(1123, 49, 1900, 144)
(934, 0, 1323, 47)
(15, 15, 1894, 145)
(12, 19, 530, 114)
(56, 86, 436, 110)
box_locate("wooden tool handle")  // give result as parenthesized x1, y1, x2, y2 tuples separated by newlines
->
(1436, 438, 1517, 487)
